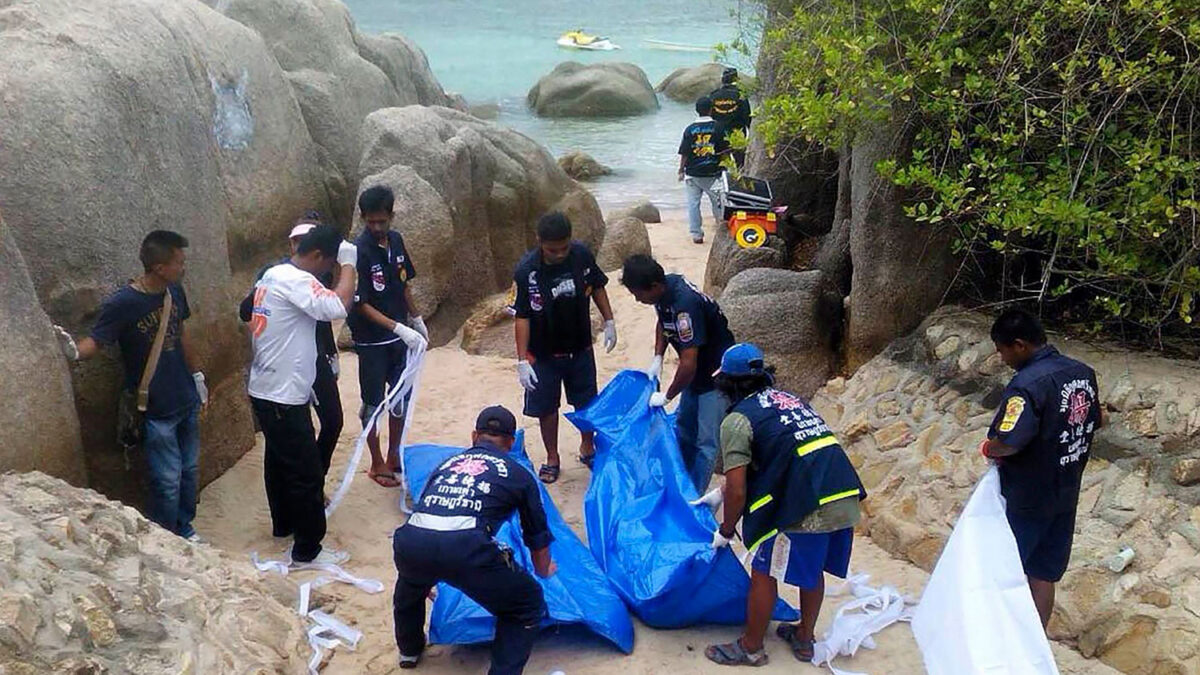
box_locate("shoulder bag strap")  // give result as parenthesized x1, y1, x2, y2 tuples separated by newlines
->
(136, 287, 173, 412)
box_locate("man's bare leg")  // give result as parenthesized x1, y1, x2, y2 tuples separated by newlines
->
(741, 568, 777, 651)
(579, 429, 595, 462)
(387, 414, 404, 473)
(798, 575, 825, 642)
(539, 413, 560, 467)
(1029, 577, 1055, 630)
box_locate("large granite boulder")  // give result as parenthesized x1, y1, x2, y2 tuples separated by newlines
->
(656, 63, 725, 103)
(357, 106, 605, 324)
(558, 151, 613, 180)
(0, 471, 309, 672)
(721, 269, 841, 397)
(597, 217, 652, 272)
(614, 199, 662, 224)
(527, 62, 659, 117)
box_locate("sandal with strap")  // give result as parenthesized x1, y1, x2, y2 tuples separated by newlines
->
(578, 453, 595, 470)
(776, 623, 816, 662)
(538, 463, 560, 484)
(704, 638, 769, 667)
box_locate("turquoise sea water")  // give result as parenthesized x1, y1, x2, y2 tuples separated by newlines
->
(343, 0, 750, 211)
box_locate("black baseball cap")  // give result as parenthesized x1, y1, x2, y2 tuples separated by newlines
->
(475, 405, 517, 437)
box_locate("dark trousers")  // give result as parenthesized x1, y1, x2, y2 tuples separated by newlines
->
(392, 525, 545, 675)
(251, 397, 326, 562)
(312, 355, 343, 475)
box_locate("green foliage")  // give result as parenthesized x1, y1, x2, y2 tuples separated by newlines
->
(759, 0, 1200, 341)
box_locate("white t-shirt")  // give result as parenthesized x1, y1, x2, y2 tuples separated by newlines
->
(247, 263, 348, 405)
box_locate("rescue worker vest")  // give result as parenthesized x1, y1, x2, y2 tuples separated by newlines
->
(733, 388, 866, 553)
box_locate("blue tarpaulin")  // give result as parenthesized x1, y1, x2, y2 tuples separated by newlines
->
(402, 432, 635, 654)
(567, 370, 800, 627)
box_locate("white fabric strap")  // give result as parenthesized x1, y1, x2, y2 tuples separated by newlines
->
(407, 512, 478, 532)
(811, 572, 916, 675)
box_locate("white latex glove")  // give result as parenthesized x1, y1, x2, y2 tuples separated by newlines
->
(336, 240, 357, 267)
(689, 486, 725, 513)
(602, 319, 617, 353)
(409, 315, 429, 341)
(649, 391, 668, 408)
(517, 360, 539, 392)
(193, 372, 208, 406)
(646, 354, 664, 381)
(711, 529, 733, 550)
(53, 325, 79, 361)
(392, 320, 426, 350)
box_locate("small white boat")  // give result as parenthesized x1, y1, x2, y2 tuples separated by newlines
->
(557, 30, 621, 51)
(643, 39, 714, 53)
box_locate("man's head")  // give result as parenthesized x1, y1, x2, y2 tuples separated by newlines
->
(620, 254, 668, 305)
(292, 224, 343, 277)
(288, 212, 322, 255)
(358, 186, 395, 244)
(140, 230, 189, 284)
(695, 95, 713, 117)
(714, 343, 775, 400)
(472, 405, 517, 451)
(722, 67, 739, 86)
(991, 308, 1048, 369)
(536, 212, 573, 265)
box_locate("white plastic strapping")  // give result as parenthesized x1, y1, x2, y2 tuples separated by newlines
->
(811, 572, 916, 675)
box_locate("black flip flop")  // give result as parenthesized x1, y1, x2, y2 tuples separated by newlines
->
(538, 463, 560, 484)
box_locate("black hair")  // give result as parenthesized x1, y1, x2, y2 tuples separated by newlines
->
(358, 185, 395, 215)
(139, 230, 189, 272)
(696, 95, 713, 116)
(296, 224, 342, 258)
(715, 369, 776, 403)
(537, 211, 572, 242)
(296, 209, 325, 226)
(990, 308, 1047, 347)
(722, 67, 738, 85)
(620, 254, 666, 291)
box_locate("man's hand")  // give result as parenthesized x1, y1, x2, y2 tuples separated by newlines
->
(336, 240, 357, 268)
(645, 354, 664, 381)
(603, 319, 617, 353)
(517, 360, 539, 392)
(677, 169, 686, 182)
(711, 529, 733, 550)
(538, 559, 559, 579)
(392, 321, 426, 350)
(409, 315, 429, 341)
(649, 392, 668, 408)
(53, 325, 79, 361)
(193, 372, 209, 409)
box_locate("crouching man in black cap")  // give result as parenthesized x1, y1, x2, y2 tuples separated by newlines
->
(392, 405, 557, 674)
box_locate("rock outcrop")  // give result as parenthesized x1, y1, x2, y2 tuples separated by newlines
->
(704, 220, 790, 297)
(357, 106, 605, 323)
(615, 200, 662, 224)
(527, 62, 660, 117)
(0, 471, 309, 672)
(558, 151, 613, 180)
(597, 217, 652, 272)
(722, 269, 841, 397)
(656, 63, 725, 103)
(811, 307, 1200, 674)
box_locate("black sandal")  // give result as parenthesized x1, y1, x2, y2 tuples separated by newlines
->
(538, 463, 560, 484)
(704, 638, 769, 666)
(775, 623, 815, 662)
(578, 453, 595, 469)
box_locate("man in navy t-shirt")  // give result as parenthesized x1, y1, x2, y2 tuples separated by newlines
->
(54, 230, 206, 540)
(677, 95, 728, 244)
(348, 186, 428, 488)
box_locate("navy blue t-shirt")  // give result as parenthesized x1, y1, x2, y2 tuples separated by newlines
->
(512, 242, 608, 359)
(90, 283, 199, 419)
(348, 229, 417, 346)
(654, 274, 735, 393)
(678, 117, 726, 177)
(988, 346, 1101, 516)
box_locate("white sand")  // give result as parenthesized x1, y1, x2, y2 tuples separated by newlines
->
(195, 212, 1116, 675)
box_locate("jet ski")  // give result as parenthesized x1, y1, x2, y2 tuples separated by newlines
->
(557, 30, 621, 51)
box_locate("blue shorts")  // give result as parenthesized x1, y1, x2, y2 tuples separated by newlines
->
(523, 349, 597, 417)
(1006, 509, 1076, 582)
(751, 529, 854, 590)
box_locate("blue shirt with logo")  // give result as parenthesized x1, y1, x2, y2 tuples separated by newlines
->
(654, 274, 735, 393)
(348, 229, 417, 346)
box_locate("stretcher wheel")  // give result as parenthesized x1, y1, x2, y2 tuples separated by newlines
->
(734, 222, 768, 248)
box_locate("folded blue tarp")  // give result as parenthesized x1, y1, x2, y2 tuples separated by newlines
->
(567, 370, 800, 627)
(402, 432, 635, 654)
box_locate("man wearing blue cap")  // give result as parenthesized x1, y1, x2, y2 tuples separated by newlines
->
(703, 343, 865, 667)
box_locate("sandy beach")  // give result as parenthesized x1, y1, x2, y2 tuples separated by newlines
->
(194, 211, 1116, 675)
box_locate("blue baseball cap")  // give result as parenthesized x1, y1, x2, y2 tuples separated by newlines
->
(715, 343, 766, 377)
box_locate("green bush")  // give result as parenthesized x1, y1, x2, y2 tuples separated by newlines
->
(758, 0, 1200, 342)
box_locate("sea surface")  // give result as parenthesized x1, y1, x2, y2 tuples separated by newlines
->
(343, 0, 751, 211)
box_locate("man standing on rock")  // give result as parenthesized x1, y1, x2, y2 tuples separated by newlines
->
(709, 67, 752, 168)
(621, 254, 735, 494)
(981, 309, 1102, 630)
(247, 225, 357, 566)
(54, 231, 207, 541)
(349, 186, 428, 488)
(678, 95, 727, 245)
(513, 212, 616, 484)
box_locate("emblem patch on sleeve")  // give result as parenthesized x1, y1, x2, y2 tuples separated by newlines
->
(676, 312, 694, 342)
(998, 396, 1025, 433)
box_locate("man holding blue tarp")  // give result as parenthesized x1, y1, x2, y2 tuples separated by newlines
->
(392, 405, 557, 674)
(704, 343, 865, 667)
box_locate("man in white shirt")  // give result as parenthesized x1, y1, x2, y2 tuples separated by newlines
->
(247, 224, 356, 565)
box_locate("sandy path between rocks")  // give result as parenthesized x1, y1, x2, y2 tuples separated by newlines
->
(196, 211, 1117, 675)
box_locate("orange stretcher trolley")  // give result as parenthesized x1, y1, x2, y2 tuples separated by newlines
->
(718, 172, 777, 249)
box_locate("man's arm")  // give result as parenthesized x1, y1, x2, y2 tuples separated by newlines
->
(720, 465, 748, 538)
(654, 319, 668, 357)
(530, 546, 556, 578)
(181, 320, 200, 374)
(517, 478, 555, 577)
(333, 260, 355, 310)
(591, 286, 614, 322)
(515, 317, 532, 360)
(404, 284, 421, 320)
(358, 302, 401, 331)
(665, 346, 699, 400)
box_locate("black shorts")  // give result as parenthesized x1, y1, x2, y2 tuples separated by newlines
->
(356, 341, 408, 423)
(1006, 508, 1077, 582)
(523, 349, 598, 417)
